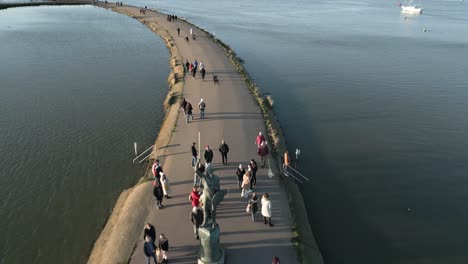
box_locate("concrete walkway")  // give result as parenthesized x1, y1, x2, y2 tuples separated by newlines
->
(106, 5, 299, 264)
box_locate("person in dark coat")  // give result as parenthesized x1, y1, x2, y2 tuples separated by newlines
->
(185, 102, 193, 123)
(249, 193, 259, 222)
(190, 206, 204, 239)
(191, 142, 197, 168)
(249, 159, 258, 188)
(143, 223, 156, 249)
(204, 145, 213, 165)
(258, 141, 269, 168)
(153, 180, 164, 209)
(158, 234, 169, 263)
(218, 140, 229, 165)
(200, 67, 206, 80)
(185, 60, 190, 75)
(143, 236, 157, 264)
(180, 98, 188, 114)
(236, 164, 245, 189)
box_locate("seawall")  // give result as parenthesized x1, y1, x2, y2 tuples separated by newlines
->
(85, 3, 324, 264)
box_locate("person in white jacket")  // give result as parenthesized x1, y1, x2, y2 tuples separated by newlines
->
(261, 193, 273, 227)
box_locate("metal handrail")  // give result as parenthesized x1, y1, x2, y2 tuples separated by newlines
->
(132, 144, 155, 163)
(284, 164, 309, 182)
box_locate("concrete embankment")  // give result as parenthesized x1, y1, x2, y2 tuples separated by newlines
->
(87, 3, 324, 264)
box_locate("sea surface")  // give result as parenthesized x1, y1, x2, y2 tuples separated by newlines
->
(0, 5, 169, 263)
(125, 0, 468, 263)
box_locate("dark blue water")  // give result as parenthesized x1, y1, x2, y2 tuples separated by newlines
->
(0, 5, 169, 263)
(125, 0, 468, 263)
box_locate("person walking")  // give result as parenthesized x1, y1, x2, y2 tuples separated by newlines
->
(198, 98, 206, 119)
(160, 172, 171, 199)
(249, 159, 258, 188)
(261, 193, 273, 227)
(185, 60, 190, 75)
(249, 193, 259, 222)
(190, 206, 204, 240)
(158, 234, 169, 263)
(241, 171, 251, 198)
(258, 141, 269, 168)
(218, 140, 229, 165)
(153, 179, 164, 209)
(191, 142, 198, 168)
(236, 164, 245, 189)
(143, 223, 156, 249)
(152, 159, 163, 182)
(255, 131, 266, 148)
(185, 102, 193, 123)
(193, 162, 204, 186)
(200, 67, 206, 80)
(190, 27, 193, 36)
(190, 186, 201, 207)
(189, 63, 193, 76)
(180, 97, 187, 114)
(143, 236, 158, 264)
(204, 145, 213, 166)
(177, 27, 180, 36)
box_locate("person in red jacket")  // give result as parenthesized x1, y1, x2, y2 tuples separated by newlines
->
(258, 141, 269, 168)
(255, 132, 266, 148)
(190, 186, 201, 207)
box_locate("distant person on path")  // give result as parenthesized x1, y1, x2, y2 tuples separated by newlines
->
(200, 67, 206, 80)
(185, 35, 189, 43)
(249, 193, 259, 222)
(158, 234, 169, 263)
(191, 142, 198, 167)
(153, 179, 164, 209)
(189, 63, 194, 76)
(283, 150, 291, 169)
(262, 193, 273, 227)
(143, 236, 158, 264)
(180, 98, 188, 114)
(258, 141, 269, 168)
(272, 256, 281, 264)
(190, 206, 204, 239)
(152, 159, 163, 182)
(190, 27, 193, 36)
(160, 172, 171, 199)
(185, 102, 193, 123)
(204, 145, 213, 166)
(236, 164, 245, 189)
(218, 140, 229, 165)
(193, 59, 198, 71)
(199, 61, 204, 71)
(143, 223, 157, 249)
(249, 159, 258, 188)
(185, 60, 190, 75)
(190, 186, 201, 206)
(255, 132, 266, 148)
(241, 171, 251, 198)
(198, 98, 206, 119)
(177, 27, 180, 36)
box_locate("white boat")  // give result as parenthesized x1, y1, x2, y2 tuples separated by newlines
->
(401, 0, 423, 14)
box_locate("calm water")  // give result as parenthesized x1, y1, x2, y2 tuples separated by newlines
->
(127, 0, 468, 263)
(0, 5, 169, 263)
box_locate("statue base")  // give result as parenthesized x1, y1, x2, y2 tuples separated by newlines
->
(197, 224, 225, 264)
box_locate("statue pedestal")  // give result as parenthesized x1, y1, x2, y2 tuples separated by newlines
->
(197, 224, 225, 264)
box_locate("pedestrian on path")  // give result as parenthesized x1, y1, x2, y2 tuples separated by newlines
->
(190, 186, 201, 207)
(255, 131, 266, 148)
(249, 193, 259, 222)
(236, 164, 245, 189)
(160, 172, 171, 199)
(191, 142, 198, 167)
(143, 223, 156, 249)
(204, 145, 213, 166)
(258, 141, 269, 168)
(158, 234, 169, 263)
(250, 159, 258, 188)
(262, 193, 273, 227)
(200, 67, 206, 80)
(152, 159, 163, 182)
(218, 140, 229, 165)
(241, 171, 251, 198)
(153, 180, 164, 209)
(198, 98, 206, 119)
(190, 206, 204, 240)
(190, 27, 193, 36)
(193, 163, 205, 186)
(177, 27, 180, 36)
(185, 35, 189, 43)
(180, 98, 187, 114)
(185, 60, 190, 75)
(143, 236, 158, 264)
(272, 256, 281, 264)
(185, 102, 193, 123)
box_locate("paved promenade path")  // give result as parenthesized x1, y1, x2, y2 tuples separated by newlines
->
(104, 4, 299, 264)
